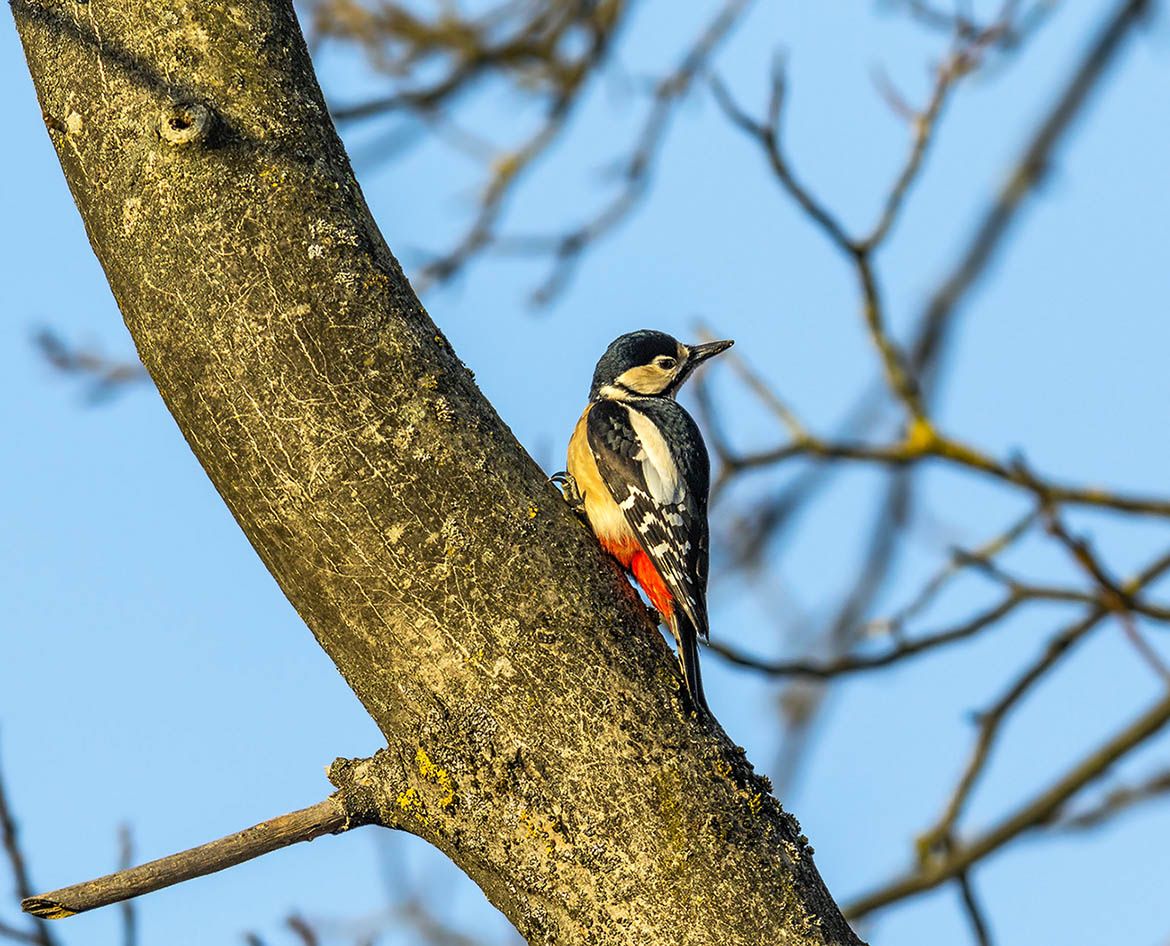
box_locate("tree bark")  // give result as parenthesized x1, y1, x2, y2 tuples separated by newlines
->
(10, 0, 862, 942)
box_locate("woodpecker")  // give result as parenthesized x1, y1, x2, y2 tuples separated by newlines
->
(561, 329, 733, 716)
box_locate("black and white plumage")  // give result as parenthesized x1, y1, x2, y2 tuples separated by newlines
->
(563, 330, 733, 716)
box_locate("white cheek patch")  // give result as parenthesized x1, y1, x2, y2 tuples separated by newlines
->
(625, 407, 684, 505)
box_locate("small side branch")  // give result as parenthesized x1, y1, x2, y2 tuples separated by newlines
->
(846, 687, 1170, 918)
(955, 870, 993, 946)
(22, 798, 351, 920)
(0, 743, 57, 946)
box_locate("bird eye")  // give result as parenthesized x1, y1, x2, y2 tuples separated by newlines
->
(656, 357, 677, 370)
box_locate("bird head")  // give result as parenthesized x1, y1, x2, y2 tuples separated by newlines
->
(589, 330, 734, 401)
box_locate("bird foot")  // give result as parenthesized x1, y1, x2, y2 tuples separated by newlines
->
(550, 471, 586, 517)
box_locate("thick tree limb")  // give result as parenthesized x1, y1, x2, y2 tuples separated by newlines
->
(10, 0, 860, 942)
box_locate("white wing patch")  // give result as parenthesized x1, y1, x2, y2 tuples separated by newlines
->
(625, 405, 685, 505)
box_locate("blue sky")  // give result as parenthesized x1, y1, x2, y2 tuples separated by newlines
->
(3, 2, 1169, 945)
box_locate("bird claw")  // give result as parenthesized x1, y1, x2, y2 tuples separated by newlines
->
(550, 471, 586, 516)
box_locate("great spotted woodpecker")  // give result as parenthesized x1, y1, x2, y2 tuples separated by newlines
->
(560, 330, 733, 716)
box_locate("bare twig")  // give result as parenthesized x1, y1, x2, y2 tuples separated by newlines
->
(22, 798, 351, 920)
(287, 913, 321, 946)
(400, 898, 493, 946)
(710, 591, 1021, 678)
(872, 510, 1038, 637)
(0, 746, 56, 946)
(0, 922, 41, 945)
(956, 870, 994, 946)
(709, 63, 852, 251)
(1042, 508, 1170, 684)
(847, 686, 1170, 917)
(494, 0, 753, 303)
(862, 10, 1021, 251)
(32, 328, 148, 403)
(909, 546, 1170, 870)
(117, 825, 136, 946)
(1053, 768, 1170, 831)
(723, 431, 1170, 519)
(910, 0, 1154, 383)
(323, 0, 753, 300)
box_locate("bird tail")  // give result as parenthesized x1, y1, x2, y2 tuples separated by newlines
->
(669, 609, 710, 717)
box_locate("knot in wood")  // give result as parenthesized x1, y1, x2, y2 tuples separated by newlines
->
(160, 102, 211, 147)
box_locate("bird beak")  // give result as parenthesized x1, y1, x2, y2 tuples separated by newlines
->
(687, 339, 734, 366)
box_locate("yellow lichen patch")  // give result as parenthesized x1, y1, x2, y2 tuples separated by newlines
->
(713, 757, 732, 779)
(416, 747, 456, 808)
(748, 793, 764, 817)
(396, 787, 430, 826)
(361, 271, 390, 292)
(528, 503, 539, 519)
(517, 807, 564, 856)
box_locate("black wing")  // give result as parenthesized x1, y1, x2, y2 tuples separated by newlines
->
(586, 398, 711, 639)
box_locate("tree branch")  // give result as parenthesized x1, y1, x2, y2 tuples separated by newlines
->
(911, 0, 1153, 379)
(12, 0, 862, 940)
(22, 799, 351, 920)
(955, 871, 993, 946)
(1052, 767, 1170, 831)
(846, 686, 1170, 917)
(0, 745, 56, 946)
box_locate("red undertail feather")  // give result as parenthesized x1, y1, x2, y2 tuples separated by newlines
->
(631, 551, 674, 618)
(599, 536, 674, 618)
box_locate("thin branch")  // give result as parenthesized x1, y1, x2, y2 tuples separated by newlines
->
(709, 62, 853, 251)
(956, 871, 994, 946)
(400, 898, 494, 946)
(492, 0, 752, 303)
(1053, 768, 1170, 831)
(847, 686, 1170, 917)
(32, 328, 148, 403)
(922, 609, 1100, 846)
(710, 9, 1024, 420)
(0, 746, 56, 946)
(287, 914, 320, 946)
(772, 470, 914, 789)
(910, 0, 1154, 382)
(710, 571, 1170, 679)
(724, 431, 1170, 519)
(0, 922, 41, 946)
(709, 592, 1021, 678)
(117, 825, 136, 946)
(861, 10, 1020, 251)
(871, 510, 1038, 637)
(696, 320, 810, 442)
(22, 798, 352, 920)
(1042, 507, 1170, 683)
(915, 547, 1170, 858)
